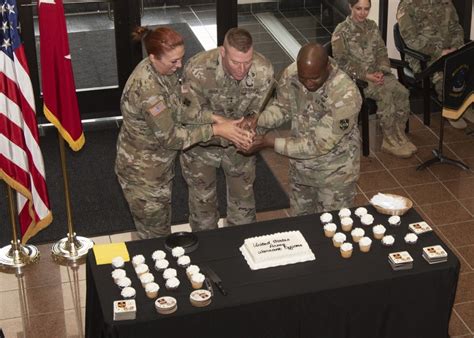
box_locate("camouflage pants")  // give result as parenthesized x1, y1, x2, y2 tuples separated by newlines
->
(289, 181, 357, 216)
(365, 74, 410, 136)
(180, 151, 256, 231)
(116, 174, 172, 239)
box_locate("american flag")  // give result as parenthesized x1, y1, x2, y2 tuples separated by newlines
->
(0, 0, 52, 243)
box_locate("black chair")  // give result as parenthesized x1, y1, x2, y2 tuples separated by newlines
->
(393, 23, 437, 126)
(323, 42, 375, 157)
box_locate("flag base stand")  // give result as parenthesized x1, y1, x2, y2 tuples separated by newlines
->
(51, 233, 94, 265)
(0, 240, 40, 271)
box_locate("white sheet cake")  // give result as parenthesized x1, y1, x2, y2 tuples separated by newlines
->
(240, 230, 315, 270)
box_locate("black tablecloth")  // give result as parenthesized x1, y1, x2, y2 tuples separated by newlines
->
(85, 207, 460, 338)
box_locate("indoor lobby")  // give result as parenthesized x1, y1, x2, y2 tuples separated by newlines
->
(0, 0, 473, 337)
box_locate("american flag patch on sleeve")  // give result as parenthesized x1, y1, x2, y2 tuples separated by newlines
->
(148, 101, 166, 116)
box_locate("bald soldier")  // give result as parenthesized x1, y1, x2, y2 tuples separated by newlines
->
(247, 43, 362, 215)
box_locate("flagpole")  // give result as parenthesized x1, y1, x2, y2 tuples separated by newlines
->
(51, 134, 93, 265)
(0, 182, 40, 271)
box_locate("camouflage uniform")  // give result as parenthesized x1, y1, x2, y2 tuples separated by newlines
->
(258, 61, 362, 215)
(397, 0, 464, 98)
(181, 48, 274, 231)
(115, 58, 213, 239)
(332, 17, 411, 144)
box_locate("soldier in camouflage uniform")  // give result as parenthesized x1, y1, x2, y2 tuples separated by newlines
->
(332, 0, 417, 158)
(249, 43, 362, 215)
(397, 0, 474, 128)
(180, 28, 274, 231)
(115, 26, 251, 239)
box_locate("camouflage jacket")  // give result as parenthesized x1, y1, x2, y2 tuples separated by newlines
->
(116, 58, 213, 181)
(332, 16, 391, 80)
(397, 0, 464, 72)
(182, 48, 274, 166)
(258, 61, 362, 186)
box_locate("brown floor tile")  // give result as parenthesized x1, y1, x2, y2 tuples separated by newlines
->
(360, 155, 384, 173)
(390, 166, 438, 187)
(0, 308, 84, 338)
(460, 198, 474, 215)
(448, 141, 474, 160)
(438, 221, 474, 247)
(407, 115, 426, 131)
(405, 183, 455, 206)
(354, 193, 369, 207)
(455, 272, 474, 304)
(443, 126, 474, 144)
(444, 177, 474, 200)
(256, 209, 289, 222)
(374, 151, 421, 170)
(457, 245, 474, 271)
(419, 201, 472, 226)
(455, 302, 474, 334)
(357, 170, 400, 193)
(428, 158, 474, 181)
(416, 145, 457, 163)
(0, 281, 81, 320)
(409, 128, 439, 147)
(449, 310, 471, 336)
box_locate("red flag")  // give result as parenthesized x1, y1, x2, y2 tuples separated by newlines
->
(0, 0, 52, 243)
(38, 0, 85, 151)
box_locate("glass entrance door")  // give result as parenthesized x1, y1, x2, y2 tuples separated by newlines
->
(19, 0, 142, 120)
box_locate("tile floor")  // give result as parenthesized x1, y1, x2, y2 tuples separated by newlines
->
(1, 115, 473, 338)
(2, 2, 473, 337)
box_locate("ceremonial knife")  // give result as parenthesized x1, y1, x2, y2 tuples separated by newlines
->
(202, 265, 228, 296)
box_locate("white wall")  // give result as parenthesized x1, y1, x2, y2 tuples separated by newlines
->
(471, 5, 474, 39)
(368, 0, 380, 24)
(386, 0, 401, 60)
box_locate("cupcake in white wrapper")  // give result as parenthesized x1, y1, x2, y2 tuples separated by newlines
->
(323, 223, 337, 238)
(139, 272, 154, 288)
(177, 255, 191, 268)
(121, 286, 136, 299)
(351, 227, 365, 242)
(154, 259, 169, 272)
(388, 215, 401, 227)
(354, 207, 368, 218)
(341, 217, 354, 232)
(135, 263, 149, 277)
(361, 214, 374, 226)
(186, 265, 200, 279)
(132, 254, 145, 268)
(338, 208, 351, 219)
(163, 268, 177, 280)
(111, 256, 125, 269)
(116, 277, 132, 289)
(372, 224, 386, 240)
(111, 269, 126, 283)
(382, 235, 395, 246)
(332, 232, 346, 248)
(340, 242, 353, 258)
(359, 237, 372, 253)
(152, 250, 166, 261)
(320, 212, 333, 224)
(191, 272, 205, 289)
(165, 277, 180, 291)
(172, 246, 185, 259)
(145, 282, 160, 299)
(404, 233, 418, 244)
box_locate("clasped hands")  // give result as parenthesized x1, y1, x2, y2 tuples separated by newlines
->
(211, 114, 273, 154)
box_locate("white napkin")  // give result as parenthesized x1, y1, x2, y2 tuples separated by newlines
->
(370, 193, 406, 210)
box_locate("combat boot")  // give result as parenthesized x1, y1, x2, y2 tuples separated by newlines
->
(463, 107, 474, 123)
(381, 135, 413, 158)
(395, 123, 417, 154)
